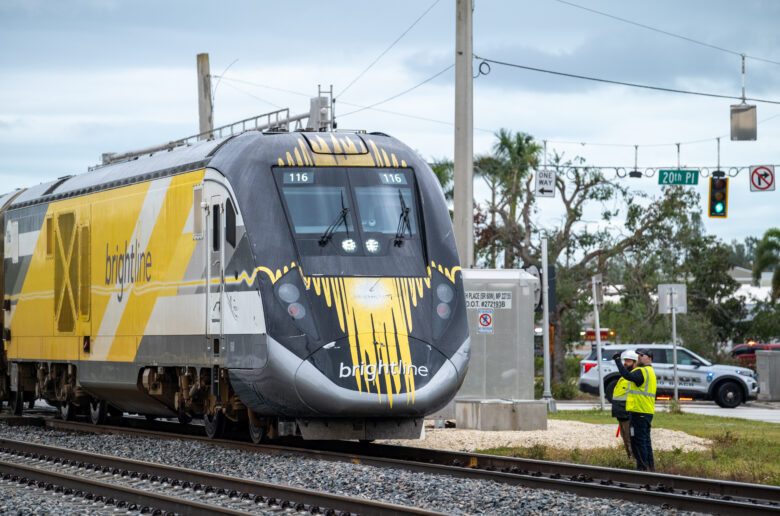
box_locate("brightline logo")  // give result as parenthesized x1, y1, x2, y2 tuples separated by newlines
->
(105, 240, 152, 302)
(339, 361, 429, 382)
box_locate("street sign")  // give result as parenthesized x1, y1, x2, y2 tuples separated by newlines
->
(658, 284, 687, 314)
(534, 169, 556, 197)
(731, 104, 757, 141)
(750, 165, 775, 192)
(658, 169, 699, 185)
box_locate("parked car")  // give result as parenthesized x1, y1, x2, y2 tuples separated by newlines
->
(578, 344, 758, 408)
(730, 342, 780, 369)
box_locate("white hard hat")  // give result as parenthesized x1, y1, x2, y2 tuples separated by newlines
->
(621, 350, 639, 361)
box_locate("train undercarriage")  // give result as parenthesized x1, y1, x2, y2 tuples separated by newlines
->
(2, 361, 276, 442)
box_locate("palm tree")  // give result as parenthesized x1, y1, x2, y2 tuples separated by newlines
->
(429, 158, 453, 201)
(490, 129, 541, 267)
(753, 228, 780, 301)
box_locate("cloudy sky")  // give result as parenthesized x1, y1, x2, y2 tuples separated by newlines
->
(2, 0, 780, 245)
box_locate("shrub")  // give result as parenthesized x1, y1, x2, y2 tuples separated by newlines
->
(552, 380, 579, 400)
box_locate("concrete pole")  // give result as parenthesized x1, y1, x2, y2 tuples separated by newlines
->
(671, 291, 679, 402)
(593, 278, 605, 411)
(197, 53, 214, 140)
(542, 238, 555, 411)
(454, 0, 474, 268)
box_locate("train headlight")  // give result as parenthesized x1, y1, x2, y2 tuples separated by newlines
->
(277, 283, 300, 304)
(436, 283, 454, 303)
(432, 273, 459, 340)
(436, 302, 451, 319)
(341, 238, 357, 253)
(287, 302, 306, 320)
(365, 238, 380, 254)
(274, 270, 320, 341)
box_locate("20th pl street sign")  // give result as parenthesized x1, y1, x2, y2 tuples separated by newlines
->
(658, 169, 699, 185)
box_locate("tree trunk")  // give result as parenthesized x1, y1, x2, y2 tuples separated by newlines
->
(551, 310, 565, 383)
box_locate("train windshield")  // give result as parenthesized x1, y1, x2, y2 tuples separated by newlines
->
(274, 167, 424, 269)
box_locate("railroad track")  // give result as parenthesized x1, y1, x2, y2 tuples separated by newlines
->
(6, 414, 780, 515)
(0, 435, 441, 516)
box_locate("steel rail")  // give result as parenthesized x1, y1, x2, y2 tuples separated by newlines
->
(16, 416, 780, 515)
(0, 437, 443, 516)
(0, 459, 249, 515)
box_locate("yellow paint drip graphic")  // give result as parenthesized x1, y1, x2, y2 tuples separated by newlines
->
(295, 261, 460, 406)
(237, 260, 461, 405)
(275, 137, 405, 168)
(307, 276, 422, 406)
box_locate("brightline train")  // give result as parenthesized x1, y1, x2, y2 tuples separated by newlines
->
(0, 129, 470, 441)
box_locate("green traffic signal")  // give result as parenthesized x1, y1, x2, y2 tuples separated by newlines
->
(708, 177, 728, 218)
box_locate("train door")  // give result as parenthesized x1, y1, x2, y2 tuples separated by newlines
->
(205, 188, 226, 357)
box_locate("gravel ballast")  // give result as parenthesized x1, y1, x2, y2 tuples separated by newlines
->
(379, 419, 711, 452)
(0, 476, 119, 515)
(0, 420, 705, 516)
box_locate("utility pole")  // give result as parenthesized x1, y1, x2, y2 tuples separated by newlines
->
(454, 0, 473, 268)
(197, 53, 214, 140)
(541, 237, 556, 412)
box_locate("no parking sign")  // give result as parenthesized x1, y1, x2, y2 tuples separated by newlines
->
(477, 309, 494, 333)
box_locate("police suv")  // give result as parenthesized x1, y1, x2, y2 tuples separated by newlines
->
(578, 344, 758, 408)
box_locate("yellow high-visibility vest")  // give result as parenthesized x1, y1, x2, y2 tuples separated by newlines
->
(612, 377, 630, 401)
(626, 365, 657, 414)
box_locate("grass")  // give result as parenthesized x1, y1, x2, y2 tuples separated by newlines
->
(477, 409, 780, 485)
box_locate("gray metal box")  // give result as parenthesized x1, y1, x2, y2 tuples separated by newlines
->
(756, 350, 780, 401)
(432, 269, 538, 420)
(460, 269, 537, 399)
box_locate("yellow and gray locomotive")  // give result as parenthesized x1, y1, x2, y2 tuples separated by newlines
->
(0, 130, 469, 440)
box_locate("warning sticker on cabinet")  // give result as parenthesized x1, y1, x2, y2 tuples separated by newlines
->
(464, 291, 513, 309)
(477, 309, 494, 333)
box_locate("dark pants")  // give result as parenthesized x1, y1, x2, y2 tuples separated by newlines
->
(629, 412, 654, 471)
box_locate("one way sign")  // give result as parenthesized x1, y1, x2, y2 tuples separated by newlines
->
(535, 169, 556, 198)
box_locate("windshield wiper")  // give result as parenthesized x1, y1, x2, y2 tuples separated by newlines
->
(319, 192, 350, 246)
(394, 189, 412, 247)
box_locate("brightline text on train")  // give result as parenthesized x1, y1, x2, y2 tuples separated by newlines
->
(339, 361, 429, 382)
(105, 241, 153, 302)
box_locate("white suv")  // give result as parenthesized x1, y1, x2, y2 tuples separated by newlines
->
(577, 344, 758, 408)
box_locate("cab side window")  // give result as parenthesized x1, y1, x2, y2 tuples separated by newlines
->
(651, 350, 667, 363)
(675, 350, 697, 365)
(225, 198, 236, 248)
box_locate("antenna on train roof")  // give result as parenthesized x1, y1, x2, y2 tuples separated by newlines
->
(95, 66, 336, 169)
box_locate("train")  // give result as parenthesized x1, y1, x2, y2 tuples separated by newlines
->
(0, 129, 470, 441)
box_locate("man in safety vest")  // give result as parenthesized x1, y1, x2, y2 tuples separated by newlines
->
(611, 350, 638, 458)
(613, 348, 657, 471)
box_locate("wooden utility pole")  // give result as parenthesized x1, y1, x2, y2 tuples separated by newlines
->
(197, 53, 214, 140)
(454, 0, 474, 268)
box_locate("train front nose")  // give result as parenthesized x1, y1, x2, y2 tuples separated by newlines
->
(294, 333, 467, 416)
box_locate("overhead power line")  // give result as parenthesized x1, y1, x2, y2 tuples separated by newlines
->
(553, 0, 780, 66)
(219, 80, 284, 110)
(336, 0, 442, 99)
(214, 72, 780, 152)
(474, 55, 780, 105)
(212, 75, 312, 98)
(339, 64, 454, 117)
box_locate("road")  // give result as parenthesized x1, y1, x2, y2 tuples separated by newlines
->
(555, 400, 780, 424)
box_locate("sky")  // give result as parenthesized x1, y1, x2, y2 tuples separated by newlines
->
(2, 0, 780, 245)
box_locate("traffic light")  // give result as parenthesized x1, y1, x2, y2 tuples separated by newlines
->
(708, 177, 728, 218)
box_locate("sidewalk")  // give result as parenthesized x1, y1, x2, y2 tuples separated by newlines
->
(555, 400, 780, 423)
